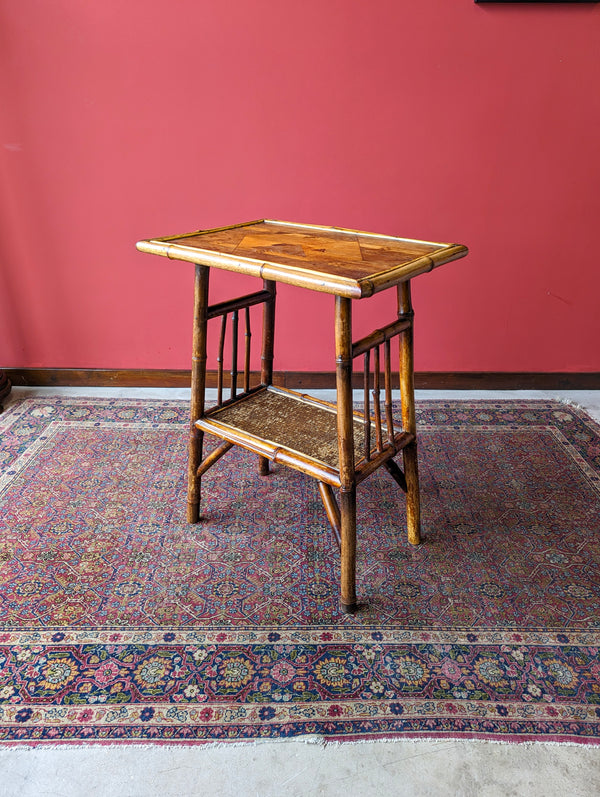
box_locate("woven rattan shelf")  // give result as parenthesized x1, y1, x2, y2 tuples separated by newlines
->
(197, 386, 414, 487)
(136, 219, 468, 614)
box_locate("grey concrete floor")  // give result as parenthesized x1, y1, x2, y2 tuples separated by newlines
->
(1, 738, 600, 797)
(1, 387, 599, 796)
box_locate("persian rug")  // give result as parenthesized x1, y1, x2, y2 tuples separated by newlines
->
(0, 397, 599, 746)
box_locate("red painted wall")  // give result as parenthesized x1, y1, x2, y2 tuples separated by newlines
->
(2, 1, 599, 373)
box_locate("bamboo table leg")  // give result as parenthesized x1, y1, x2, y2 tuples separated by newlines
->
(187, 264, 210, 523)
(335, 296, 358, 613)
(398, 281, 421, 546)
(259, 279, 276, 476)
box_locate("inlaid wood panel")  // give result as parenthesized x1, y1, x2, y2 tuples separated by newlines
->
(137, 220, 468, 298)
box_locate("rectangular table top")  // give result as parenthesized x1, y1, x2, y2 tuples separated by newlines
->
(136, 219, 468, 298)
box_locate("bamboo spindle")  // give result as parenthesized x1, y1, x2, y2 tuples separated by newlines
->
(363, 349, 371, 462)
(230, 310, 238, 399)
(398, 281, 421, 546)
(335, 295, 357, 613)
(244, 306, 251, 394)
(217, 314, 226, 406)
(372, 345, 383, 452)
(187, 264, 209, 523)
(384, 338, 395, 445)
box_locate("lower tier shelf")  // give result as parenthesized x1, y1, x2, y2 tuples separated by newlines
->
(196, 386, 413, 486)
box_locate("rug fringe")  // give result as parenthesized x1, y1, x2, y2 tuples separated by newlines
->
(555, 396, 586, 411)
(3, 735, 598, 751)
(0, 736, 327, 751)
(322, 735, 600, 749)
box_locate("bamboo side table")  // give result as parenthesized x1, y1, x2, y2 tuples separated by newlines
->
(137, 220, 467, 613)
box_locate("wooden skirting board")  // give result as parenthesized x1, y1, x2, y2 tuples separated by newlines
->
(5, 369, 600, 390)
(0, 370, 11, 410)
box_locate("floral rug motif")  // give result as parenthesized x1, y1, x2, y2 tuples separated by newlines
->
(0, 397, 599, 745)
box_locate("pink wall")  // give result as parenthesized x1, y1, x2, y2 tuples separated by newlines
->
(2, 0, 599, 373)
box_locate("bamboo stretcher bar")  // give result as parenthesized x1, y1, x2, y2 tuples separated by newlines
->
(318, 482, 342, 549)
(355, 432, 414, 484)
(207, 288, 272, 320)
(267, 385, 341, 414)
(196, 440, 234, 478)
(384, 458, 408, 492)
(352, 317, 411, 359)
(273, 448, 342, 487)
(207, 384, 303, 414)
(208, 383, 265, 412)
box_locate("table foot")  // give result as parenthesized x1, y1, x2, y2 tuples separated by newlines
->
(339, 486, 357, 616)
(403, 442, 421, 546)
(187, 502, 200, 524)
(340, 601, 358, 614)
(258, 456, 270, 476)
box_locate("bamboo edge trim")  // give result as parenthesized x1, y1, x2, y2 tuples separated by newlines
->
(136, 240, 363, 298)
(141, 218, 454, 248)
(135, 241, 466, 299)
